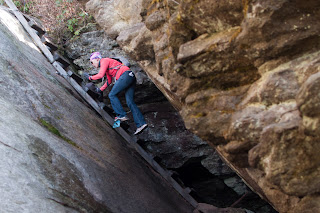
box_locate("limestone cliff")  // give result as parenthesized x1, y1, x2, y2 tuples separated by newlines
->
(86, 0, 320, 212)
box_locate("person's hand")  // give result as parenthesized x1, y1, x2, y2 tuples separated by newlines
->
(82, 72, 90, 80)
(95, 87, 103, 100)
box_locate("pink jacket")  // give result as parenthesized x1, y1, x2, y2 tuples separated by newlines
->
(89, 58, 130, 91)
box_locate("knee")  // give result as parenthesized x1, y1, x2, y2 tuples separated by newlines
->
(126, 100, 133, 108)
(108, 92, 115, 99)
(126, 97, 136, 108)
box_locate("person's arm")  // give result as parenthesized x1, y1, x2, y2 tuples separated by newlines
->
(99, 74, 112, 91)
(89, 59, 109, 80)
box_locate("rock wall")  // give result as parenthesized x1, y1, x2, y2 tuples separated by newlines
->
(0, 6, 195, 213)
(86, 0, 320, 212)
(65, 26, 261, 211)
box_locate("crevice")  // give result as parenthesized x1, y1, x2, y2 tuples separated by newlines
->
(0, 140, 22, 152)
(166, 156, 277, 212)
(47, 198, 77, 210)
(171, 157, 239, 207)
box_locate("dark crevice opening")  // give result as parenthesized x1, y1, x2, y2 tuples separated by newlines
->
(168, 157, 278, 213)
(171, 157, 239, 208)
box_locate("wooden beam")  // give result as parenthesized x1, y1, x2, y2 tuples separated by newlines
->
(41, 36, 58, 52)
(53, 52, 70, 68)
(4, 0, 54, 63)
(28, 19, 45, 36)
(215, 147, 271, 204)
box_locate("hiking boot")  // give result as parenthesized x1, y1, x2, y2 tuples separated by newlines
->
(114, 116, 129, 122)
(134, 124, 148, 135)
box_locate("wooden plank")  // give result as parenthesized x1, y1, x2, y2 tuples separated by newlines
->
(53, 62, 101, 110)
(184, 187, 192, 194)
(53, 62, 68, 76)
(41, 36, 58, 52)
(4, 0, 54, 63)
(128, 140, 198, 207)
(67, 70, 84, 84)
(28, 19, 45, 36)
(215, 147, 271, 204)
(53, 52, 70, 68)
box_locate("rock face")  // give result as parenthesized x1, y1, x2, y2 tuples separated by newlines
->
(85, 0, 143, 39)
(86, 0, 320, 212)
(0, 7, 195, 213)
(65, 25, 257, 210)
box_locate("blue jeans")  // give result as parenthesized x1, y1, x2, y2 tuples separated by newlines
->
(108, 71, 146, 128)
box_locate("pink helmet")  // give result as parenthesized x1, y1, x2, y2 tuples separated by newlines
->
(90, 52, 102, 61)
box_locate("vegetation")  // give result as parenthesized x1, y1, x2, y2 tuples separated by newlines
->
(39, 118, 80, 149)
(9, 0, 95, 45)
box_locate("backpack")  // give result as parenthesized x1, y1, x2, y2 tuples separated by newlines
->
(111, 56, 131, 67)
(108, 56, 131, 84)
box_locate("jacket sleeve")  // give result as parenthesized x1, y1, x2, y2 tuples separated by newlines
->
(100, 74, 112, 91)
(89, 59, 109, 80)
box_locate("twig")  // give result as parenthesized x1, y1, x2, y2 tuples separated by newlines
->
(230, 191, 249, 208)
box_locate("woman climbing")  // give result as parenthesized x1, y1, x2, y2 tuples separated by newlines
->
(84, 52, 148, 135)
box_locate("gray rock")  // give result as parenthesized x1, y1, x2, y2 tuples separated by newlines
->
(0, 7, 194, 213)
(224, 177, 248, 196)
(145, 10, 166, 31)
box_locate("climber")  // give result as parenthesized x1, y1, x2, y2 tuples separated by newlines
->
(83, 52, 148, 135)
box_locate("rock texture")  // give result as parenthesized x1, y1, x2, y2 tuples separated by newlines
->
(64, 25, 261, 211)
(86, 0, 320, 212)
(0, 7, 194, 213)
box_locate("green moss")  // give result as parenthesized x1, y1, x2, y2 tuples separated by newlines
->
(191, 112, 207, 118)
(43, 104, 51, 109)
(63, 138, 79, 148)
(39, 118, 62, 136)
(55, 115, 62, 120)
(176, 12, 182, 23)
(191, 101, 201, 107)
(38, 118, 80, 149)
(242, 0, 252, 17)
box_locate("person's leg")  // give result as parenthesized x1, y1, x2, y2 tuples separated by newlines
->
(108, 72, 134, 117)
(125, 78, 146, 128)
